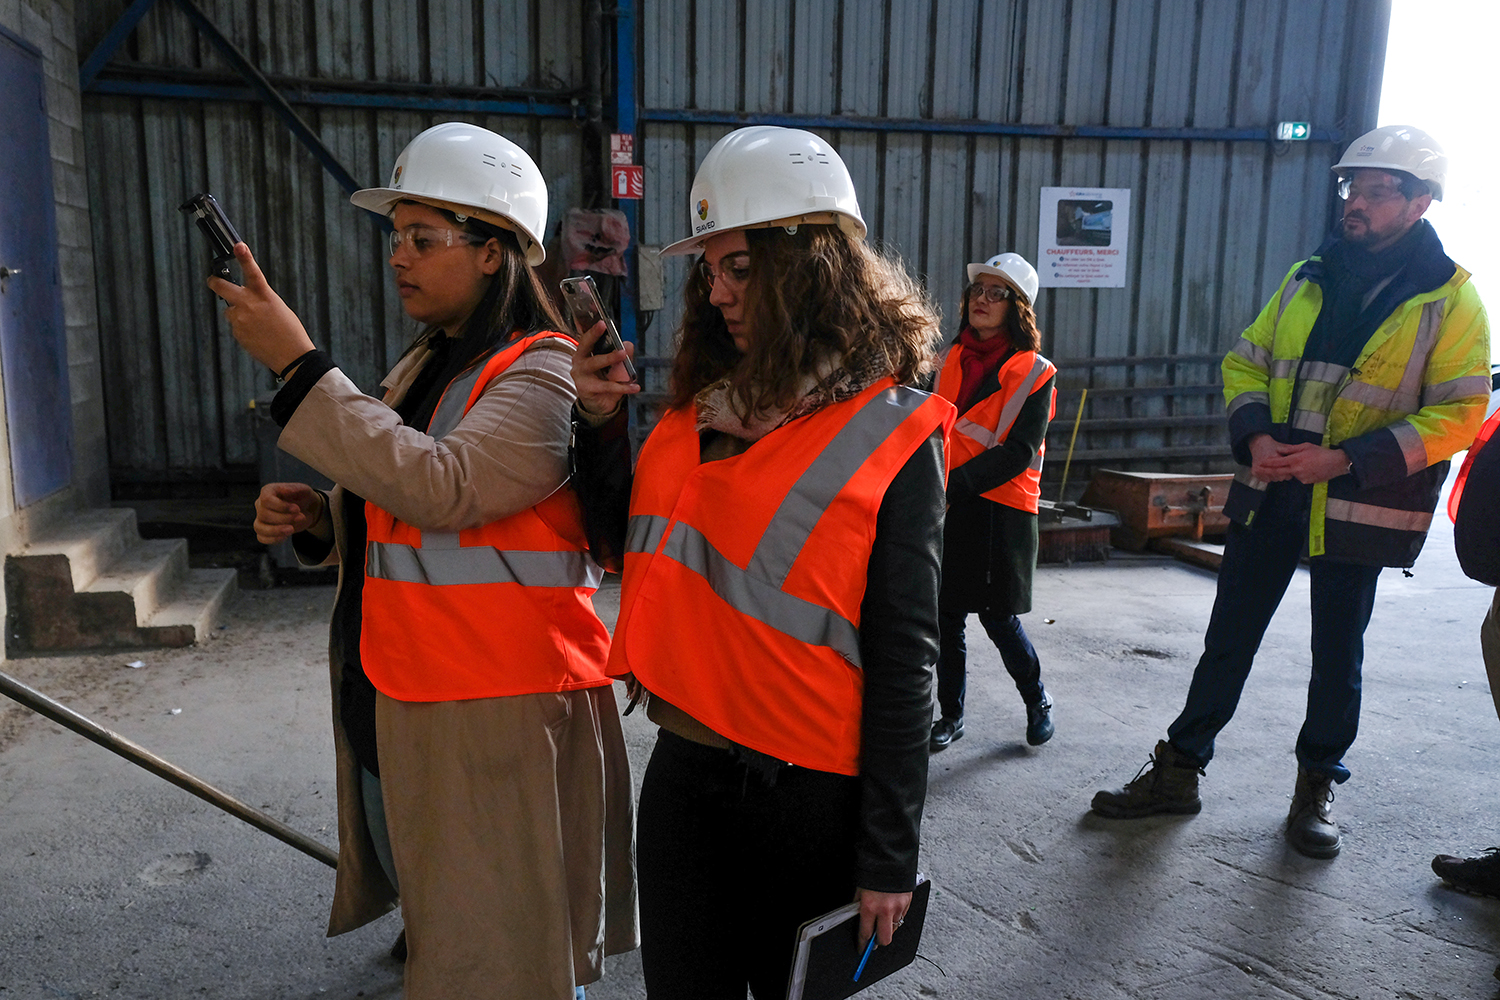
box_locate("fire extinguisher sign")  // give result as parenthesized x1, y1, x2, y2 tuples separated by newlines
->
(612, 165, 644, 200)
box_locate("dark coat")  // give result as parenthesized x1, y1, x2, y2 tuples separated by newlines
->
(1456, 416, 1500, 586)
(937, 355, 1055, 615)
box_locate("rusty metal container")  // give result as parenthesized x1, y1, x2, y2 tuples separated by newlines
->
(1079, 470, 1233, 552)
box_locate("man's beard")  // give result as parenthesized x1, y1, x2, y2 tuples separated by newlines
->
(1341, 214, 1377, 246)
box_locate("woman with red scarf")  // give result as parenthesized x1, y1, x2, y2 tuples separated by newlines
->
(928, 253, 1058, 752)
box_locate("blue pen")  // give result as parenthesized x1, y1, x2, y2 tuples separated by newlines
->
(853, 932, 878, 982)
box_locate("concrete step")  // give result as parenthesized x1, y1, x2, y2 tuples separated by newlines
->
(6, 509, 238, 654)
(82, 538, 189, 625)
(139, 568, 238, 647)
(18, 507, 138, 592)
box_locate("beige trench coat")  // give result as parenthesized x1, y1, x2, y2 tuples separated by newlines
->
(279, 335, 638, 993)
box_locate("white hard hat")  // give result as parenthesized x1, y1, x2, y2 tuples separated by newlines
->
(967, 252, 1039, 306)
(350, 122, 550, 264)
(660, 126, 867, 256)
(1331, 125, 1447, 202)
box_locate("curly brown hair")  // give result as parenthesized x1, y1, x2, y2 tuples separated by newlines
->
(668, 225, 941, 413)
(955, 281, 1042, 354)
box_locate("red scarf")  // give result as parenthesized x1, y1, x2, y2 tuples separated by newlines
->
(953, 326, 1012, 415)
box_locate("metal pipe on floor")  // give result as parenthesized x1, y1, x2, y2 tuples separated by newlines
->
(0, 669, 337, 869)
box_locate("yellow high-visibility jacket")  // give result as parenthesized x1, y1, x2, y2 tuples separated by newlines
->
(1222, 259, 1491, 566)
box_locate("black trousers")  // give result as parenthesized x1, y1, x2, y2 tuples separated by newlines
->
(637, 730, 860, 999)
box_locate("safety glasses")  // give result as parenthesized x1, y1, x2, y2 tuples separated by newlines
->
(966, 282, 1015, 304)
(388, 225, 488, 258)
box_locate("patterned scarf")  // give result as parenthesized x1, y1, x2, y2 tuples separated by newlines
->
(694, 345, 893, 441)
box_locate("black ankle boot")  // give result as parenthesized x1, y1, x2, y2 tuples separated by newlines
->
(1025, 688, 1054, 746)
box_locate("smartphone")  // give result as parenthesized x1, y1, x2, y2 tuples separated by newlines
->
(179, 193, 243, 284)
(560, 275, 638, 383)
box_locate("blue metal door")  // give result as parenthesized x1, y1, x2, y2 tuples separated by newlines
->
(0, 27, 72, 507)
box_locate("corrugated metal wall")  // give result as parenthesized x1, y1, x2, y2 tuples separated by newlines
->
(80, 0, 1388, 486)
(78, 0, 594, 481)
(637, 0, 1388, 489)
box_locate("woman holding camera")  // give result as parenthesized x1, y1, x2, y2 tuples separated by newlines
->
(212, 122, 636, 1000)
(927, 253, 1057, 753)
(572, 125, 952, 998)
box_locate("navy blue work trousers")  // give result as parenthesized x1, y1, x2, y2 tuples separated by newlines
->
(935, 606, 1044, 720)
(1166, 484, 1382, 783)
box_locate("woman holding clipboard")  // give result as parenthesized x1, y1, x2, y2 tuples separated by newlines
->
(572, 125, 952, 998)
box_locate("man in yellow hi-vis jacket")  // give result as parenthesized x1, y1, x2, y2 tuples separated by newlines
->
(1092, 125, 1491, 859)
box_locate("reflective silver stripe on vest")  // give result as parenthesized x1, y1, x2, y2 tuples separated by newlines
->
(1233, 465, 1267, 492)
(626, 512, 671, 556)
(953, 357, 1050, 451)
(1423, 374, 1492, 405)
(1269, 358, 1299, 380)
(366, 540, 604, 589)
(427, 359, 492, 440)
(1276, 276, 1306, 325)
(1390, 420, 1429, 476)
(1339, 379, 1420, 413)
(1290, 407, 1327, 435)
(1226, 390, 1269, 417)
(628, 386, 937, 665)
(659, 521, 863, 665)
(1299, 361, 1350, 385)
(748, 386, 930, 587)
(1325, 498, 1432, 533)
(425, 336, 571, 440)
(1230, 338, 1271, 370)
(1385, 298, 1447, 416)
(1290, 363, 1348, 434)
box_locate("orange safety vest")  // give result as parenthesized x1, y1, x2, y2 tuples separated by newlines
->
(361, 332, 612, 702)
(609, 379, 955, 775)
(934, 344, 1057, 512)
(1449, 405, 1500, 523)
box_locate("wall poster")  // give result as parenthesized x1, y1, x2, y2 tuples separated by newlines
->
(1037, 187, 1131, 288)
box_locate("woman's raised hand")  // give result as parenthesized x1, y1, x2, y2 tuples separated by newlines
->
(210, 243, 317, 375)
(253, 482, 325, 544)
(570, 320, 640, 417)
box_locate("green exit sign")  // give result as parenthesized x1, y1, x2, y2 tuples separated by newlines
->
(1276, 121, 1311, 141)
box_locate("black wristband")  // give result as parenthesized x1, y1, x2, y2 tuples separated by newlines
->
(278, 349, 320, 381)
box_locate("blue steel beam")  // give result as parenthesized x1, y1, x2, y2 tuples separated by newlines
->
(641, 107, 1343, 144)
(78, 0, 161, 90)
(85, 78, 579, 119)
(615, 0, 639, 344)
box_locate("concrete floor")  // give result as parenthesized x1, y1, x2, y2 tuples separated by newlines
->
(3, 510, 1499, 999)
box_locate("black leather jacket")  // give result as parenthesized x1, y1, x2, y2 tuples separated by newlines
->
(1456, 422, 1500, 587)
(571, 406, 944, 892)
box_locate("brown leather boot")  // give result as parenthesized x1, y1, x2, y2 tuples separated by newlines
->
(1286, 767, 1341, 858)
(1091, 740, 1204, 818)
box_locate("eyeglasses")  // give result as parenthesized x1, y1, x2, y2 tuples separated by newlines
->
(698, 252, 751, 291)
(389, 225, 488, 258)
(966, 282, 1015, 303)
(1337, 178, 1408, 206)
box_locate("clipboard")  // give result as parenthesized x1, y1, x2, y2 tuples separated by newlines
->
(784, 877, 931, 1000)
